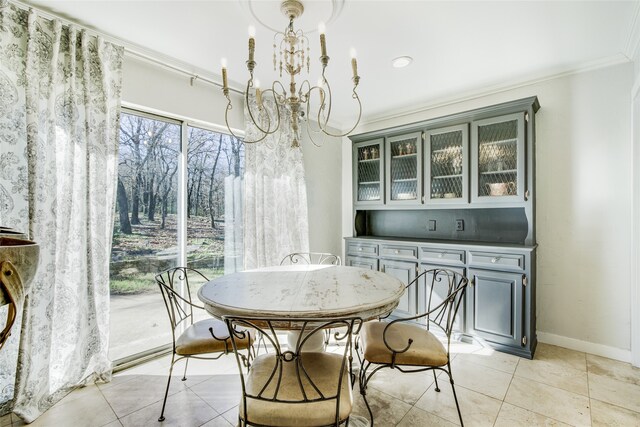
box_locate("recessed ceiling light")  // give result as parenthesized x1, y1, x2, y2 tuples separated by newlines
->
(392, 56, 413, 68)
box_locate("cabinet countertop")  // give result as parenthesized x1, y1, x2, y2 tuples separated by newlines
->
(345, 236, 536, 251)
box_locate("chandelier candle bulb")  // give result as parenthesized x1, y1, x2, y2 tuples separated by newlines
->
(255, 79, 263, 107)
(221, 58, 228, 90)
(319, 23, 327, 57)
(350, 48, 358, 78)
(248, 37, 255, 63)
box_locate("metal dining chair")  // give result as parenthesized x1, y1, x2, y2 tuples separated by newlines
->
(280, 252, 342, 346)
(357, 268, 469, 426)
(155, 267, 254, 422)
(224, 315, 362, 427)
(280, 252, 342, 266)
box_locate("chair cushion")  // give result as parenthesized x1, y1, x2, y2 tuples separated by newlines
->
(239, 352, 352, 426)
(175, 318, 251, 356)
(360, 321, 448, 367)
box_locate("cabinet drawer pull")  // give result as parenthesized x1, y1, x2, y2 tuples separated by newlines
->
(438, 251, 447, 258)
(491, 256, 501, 263)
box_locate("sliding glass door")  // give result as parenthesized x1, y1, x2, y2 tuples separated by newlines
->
(109, 110, 243, 362)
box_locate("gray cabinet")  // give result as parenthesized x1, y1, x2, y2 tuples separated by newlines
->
(471, 113, 526, 204)
(345, 237, 536, 359)
(424, 124, 469, 204)
(419, 264, 466, 333)
(466, 269, 525, 350)
(380, 258, 417, 318)
(385, 132, 422, 205)
(354, 139, 384, 206)
(346, 256, 378, 270)
(346, 97, 539, 358)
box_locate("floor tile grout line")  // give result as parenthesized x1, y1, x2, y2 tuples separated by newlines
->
(585, 352, 593, 426)
(588, 395, 640, 417)
(502, 376, 590, 427)
(492, 357, 519, 427)
(92, 386, 120, 427)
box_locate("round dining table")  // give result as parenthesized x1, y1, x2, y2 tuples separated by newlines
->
(198, 264, 401, 427)
(197, 264, 405, 325)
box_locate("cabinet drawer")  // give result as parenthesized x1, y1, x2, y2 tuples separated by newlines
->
(420, 247, 465, 265)
(469, 251, 525, 271)
(347, 242, 378, 257)
(346, 256, 378, 270)
(380, 244, 418, 259)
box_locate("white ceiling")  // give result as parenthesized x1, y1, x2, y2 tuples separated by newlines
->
(25, 0, 640, 127)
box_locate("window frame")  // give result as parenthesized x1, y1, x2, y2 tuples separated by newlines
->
(112, 105, 244, 369)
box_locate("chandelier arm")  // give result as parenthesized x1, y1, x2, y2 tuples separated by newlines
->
(317, 72, 333, 128)
(302, 86, 325, 134)
(316, 86, 362, 137)
(224, 95, 269, 144)
(304, 117, 327, 147)
(317, 86, 362, 137)
(260, 88, 283, 133)
(298, 79, 311, 104)
(272, 81, 288, 106)
(244, 79, 278, 136)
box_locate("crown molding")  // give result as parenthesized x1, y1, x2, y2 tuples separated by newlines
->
(358, 54, 631, 129)
(624, 0, 640, 61)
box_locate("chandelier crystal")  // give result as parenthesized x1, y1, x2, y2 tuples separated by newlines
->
(220, 0, 362, 147)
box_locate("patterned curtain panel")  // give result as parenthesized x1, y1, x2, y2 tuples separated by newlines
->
(0, 1, 123, 422)
(243, 97, 310, 269)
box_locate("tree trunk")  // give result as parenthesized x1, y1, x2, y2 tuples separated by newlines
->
(148, 175, 156, 221)
(117, 177, 132, 234)
(195, 169, 203, 217)
(187, 177, 195, 219)
(208, 136, 223, 228)
(161, 196, 167, 229)
(131, 174, 141, 224)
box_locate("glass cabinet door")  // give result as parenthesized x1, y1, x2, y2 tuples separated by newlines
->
(385, 132, 422, 204)
(471, 113, 525, 203)
(354, 139, 384, 205)
(424, 124, 468, 203)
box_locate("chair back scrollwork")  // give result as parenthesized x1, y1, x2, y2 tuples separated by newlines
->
(155, 267, 210, 346)
(225, 316, 362, 426)
(280, 252, 342, 266)
(385, 268, 468, 358)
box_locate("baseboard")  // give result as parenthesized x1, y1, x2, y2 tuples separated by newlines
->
(537, 331, 632, 363)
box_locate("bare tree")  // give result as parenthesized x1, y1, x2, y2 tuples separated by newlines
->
(116, 176, 132, 234)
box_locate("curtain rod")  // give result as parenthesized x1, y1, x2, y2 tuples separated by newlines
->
(7, 0, 244, 96)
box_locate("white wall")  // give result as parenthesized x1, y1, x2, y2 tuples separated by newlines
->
(300, 132, 343, 257)
(631, 45, 640, 367)
(122, 54, 343, 260)
(122, 54, 244, 126)
(342, 63, 634, 360)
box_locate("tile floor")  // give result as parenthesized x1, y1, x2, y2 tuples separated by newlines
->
(1, 340, 640, 426)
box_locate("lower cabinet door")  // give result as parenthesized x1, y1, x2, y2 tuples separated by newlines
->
(467, 269, 524, 348)
(420, 264, 466, 333)
(346, 256, 378, 270)
(380, 259, 417, 317)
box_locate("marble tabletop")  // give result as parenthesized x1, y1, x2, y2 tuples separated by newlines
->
(198, 264, 405, 324)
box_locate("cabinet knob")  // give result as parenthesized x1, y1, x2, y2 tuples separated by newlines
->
(438, 252, 446, 258)
(358, 247, 362, 251)
(395, 250, 399, 254)
(491, 256, 501, 263)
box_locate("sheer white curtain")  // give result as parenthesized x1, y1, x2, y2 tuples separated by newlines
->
(0, 2, 123, 422)
(243, 98, 310, 269)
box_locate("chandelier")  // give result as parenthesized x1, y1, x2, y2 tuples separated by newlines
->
(220, 0, 362, 147)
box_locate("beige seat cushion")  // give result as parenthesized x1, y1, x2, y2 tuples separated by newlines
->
(360, 321, 448, 367)
(175, 318, 251, 356)
(240, 352, 352, 426)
